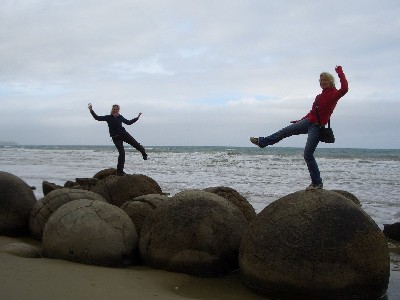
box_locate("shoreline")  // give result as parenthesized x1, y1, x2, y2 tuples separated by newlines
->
(1, 236, 399, 300)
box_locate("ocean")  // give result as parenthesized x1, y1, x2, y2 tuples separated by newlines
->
(1, 145, 399, 229)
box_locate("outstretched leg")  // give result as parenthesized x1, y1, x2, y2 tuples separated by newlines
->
(254, 119, 309, 148)
(121, 132, 148, 160)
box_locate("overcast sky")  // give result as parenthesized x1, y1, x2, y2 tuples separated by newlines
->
(1, 0, 399, 148)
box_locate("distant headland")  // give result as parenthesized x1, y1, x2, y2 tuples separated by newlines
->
(0, 141, 18, 146)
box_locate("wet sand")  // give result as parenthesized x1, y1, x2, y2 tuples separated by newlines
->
(1, 236, 399, 300)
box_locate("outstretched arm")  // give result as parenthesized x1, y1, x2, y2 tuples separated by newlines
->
(88, 103, 108, 121)
(124, 112, 143, 125)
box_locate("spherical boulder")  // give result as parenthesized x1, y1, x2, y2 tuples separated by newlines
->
(204, 186, 256, 222)
(42, 199, 138, 267)
(92, 174, 163, 207)
(139, 190, 248, 277)
(239, 189, 390, 300)
(29, 188, 107, 240)
(120, 194, 169, 237)
(0, 171, 37, 236)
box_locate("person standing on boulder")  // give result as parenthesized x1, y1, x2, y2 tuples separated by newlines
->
(88, 103, 148, 176)
(250, 66, 348, 190)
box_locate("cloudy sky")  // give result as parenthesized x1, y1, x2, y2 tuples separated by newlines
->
(1, 0, 399, 148)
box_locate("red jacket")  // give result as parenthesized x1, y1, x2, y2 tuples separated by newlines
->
(302, 69, 348, 125)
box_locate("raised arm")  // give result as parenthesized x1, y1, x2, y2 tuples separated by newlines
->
(123, 112, 143, 125)
(88, 103, 108, 121)
(335, 65, 348, 97)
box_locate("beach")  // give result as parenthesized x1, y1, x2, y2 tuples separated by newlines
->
(0, 236, 266, 300)
(1, 235, 399, 300)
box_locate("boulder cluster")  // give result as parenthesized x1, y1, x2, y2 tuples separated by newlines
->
(0, 170, 393, 299)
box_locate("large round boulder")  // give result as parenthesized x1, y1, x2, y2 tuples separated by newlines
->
(139, 190, 248, 277)
(204, 186, 256, 222)
(0, 171, 37, 236)
(29, 188, 107, 240)
(92, 174, 163, 207)
(239, 189, 390, 299)
(42, 199, 138, 267)
(120, 194, 169, 238)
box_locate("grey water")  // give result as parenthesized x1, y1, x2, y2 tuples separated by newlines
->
(1, 145, 399, 229)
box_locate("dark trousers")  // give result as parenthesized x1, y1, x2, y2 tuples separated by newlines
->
(112, 132, 146, 174)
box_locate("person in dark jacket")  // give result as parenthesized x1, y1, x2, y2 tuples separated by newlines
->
(250, 66, 348, 190)
(88, 103, 148, 176)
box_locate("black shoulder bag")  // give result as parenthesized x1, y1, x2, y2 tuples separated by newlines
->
(315, 100, 335, 143)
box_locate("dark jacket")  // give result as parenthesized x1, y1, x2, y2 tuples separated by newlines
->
(90, 110, 138, 137)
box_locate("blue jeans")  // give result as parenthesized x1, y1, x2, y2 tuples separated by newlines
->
(258, 119, 322, 185)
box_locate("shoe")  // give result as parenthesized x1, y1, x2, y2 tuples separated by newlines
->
(306, 183, 323, 190)
(142, 153, 148, 160)
(117, 171, 127, 176)
(250, 137, 266, 148)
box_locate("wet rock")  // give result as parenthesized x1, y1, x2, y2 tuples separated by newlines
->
(239, 189, 389, 300)
(140, 190, 248, 277)
(0, 171, 36, 236)
(42, 199, 138, 267)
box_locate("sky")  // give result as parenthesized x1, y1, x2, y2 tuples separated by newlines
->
(1, 0, 399, 148)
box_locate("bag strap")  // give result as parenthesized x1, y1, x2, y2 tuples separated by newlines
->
(315, 98, 331, 128)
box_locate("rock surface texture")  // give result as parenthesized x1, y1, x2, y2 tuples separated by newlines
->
(140, 190, 248, 277)
(42, 199, 138, 267)
(29, 188, 107, 240)
(239, 189, 390, 300)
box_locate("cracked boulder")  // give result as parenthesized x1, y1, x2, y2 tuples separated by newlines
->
(204, 186, 257, 222)
(29, 188, 107, 240)
(239, 189, 390, 300)
(92, 174, 163, 207)
(0, 171, 37, 236)
(139, 190, 248, 277)
(42, 199, 138, 267)
(120, 194, 169, 238)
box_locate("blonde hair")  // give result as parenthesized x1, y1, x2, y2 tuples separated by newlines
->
(110, 104, 120, 113)
(320, 72, 336, 88)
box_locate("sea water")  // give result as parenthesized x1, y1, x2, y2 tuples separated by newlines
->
(1, 145, 399, 229)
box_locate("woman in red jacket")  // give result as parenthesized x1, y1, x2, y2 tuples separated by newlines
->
(250, 66, 348, 190)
